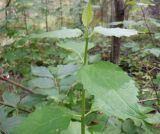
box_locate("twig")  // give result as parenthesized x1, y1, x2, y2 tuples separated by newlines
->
(0, 75, 34, 94)
(138, 98, 158, 103)
(140, 7, 155, 46)
(0, 101, 31, 113)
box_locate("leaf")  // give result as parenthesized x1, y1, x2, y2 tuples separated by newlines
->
(11, 106, 72, 134)
(28, 78, 54, 89)
(31, 66, 53, 78)
(145, 48, 160, 58)
(94, 26, 138, 37)
(20, 95, 44, 109)
(57, 64, 79, 79)
(33, 88, 59, 96)
(30, 28, 83, 39)
(1, 116, 25, 134)
(2, 91, 20, 107)
(145, 113, 160, 125)
(61, 122, 90, 134)
(122, 119, 144, 134)
(82, 0, 93, 27)
(58, 41, 95, 61)
(136, 2, 155, 7)
(153, 73, 160, 85)
(60, 75, 77, 91)
(77, 62, 145, 120)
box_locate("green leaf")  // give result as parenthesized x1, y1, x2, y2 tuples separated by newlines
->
(57, 64, 79, 79)
(77, 62, 145, 120)
(145, 113, 160, 125)
(153, 73, 160, 85)
(0, 116, 24, 134)
(82, 0, 93, 27)
(12, 106, 72, 134)
(60, 76, 77, 92)
(30, 28, 82, 39)
(33, 88, 58, 96)
(58, 41, 94, 61)
(122, 119, 144, 134)
(127, 1, 137, 5)
(31, 66, 53, 78)
(2, 91, 20, 107)
(61, 122, 90, 134)
(94, 26, 138, 37)
(145, 48, 160, 58)
(28, 78, 54, 89)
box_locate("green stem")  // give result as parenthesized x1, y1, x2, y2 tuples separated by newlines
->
(81, 30, 89, 134)
(81, 89, 86, 134)
(84, 33, 89, 65)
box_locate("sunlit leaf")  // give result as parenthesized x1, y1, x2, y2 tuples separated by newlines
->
(82, 0, 93, 27)
(30, 28, 83, 39)
(94, 26, 138, 37)
(145, 48, 160, 57)
(58, 41, 94, 61)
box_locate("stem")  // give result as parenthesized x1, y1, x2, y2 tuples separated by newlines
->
(81, 89, 86, 134)
(84, 33, 89, 64)
(81, 30, 89, 134)
(23, 10, 28, 35)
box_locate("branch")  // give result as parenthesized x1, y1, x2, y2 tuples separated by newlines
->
(6, 0, 11, 8)
(140, 7, 155, 46)
(0, 101, 31, 113)
(0, 75, 34, 94)
(138, 98, 158, 103)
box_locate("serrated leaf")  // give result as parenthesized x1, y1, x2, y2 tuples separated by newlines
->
(11, 106, 72, 134)
(28, 78, 54, 89)
(82, 0, 93, 27)
(77, 62, 145, 120)
(30, 28, 83, 39)
(58, 41, 94, 61)
(31, 66, 53, 78)
(2, 91, 20, 107)
(94, 26, 138, 37)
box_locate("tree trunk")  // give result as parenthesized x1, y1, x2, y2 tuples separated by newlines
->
(45, 0, 49, 32)
(111, 0, 125, 64)
(5, 0, 11, 29)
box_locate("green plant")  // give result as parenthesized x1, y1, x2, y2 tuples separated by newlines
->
(1, 1, 160, 134)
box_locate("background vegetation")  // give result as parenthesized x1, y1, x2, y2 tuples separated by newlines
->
(0, 0, 160, 134)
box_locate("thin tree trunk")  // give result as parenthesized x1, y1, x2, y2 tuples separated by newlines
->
(60, 0, 63, 27)
(111, 0, 125, 64)
(5, 0, 11, 29)
(23, 10, 28, 35)
(45, 0, 49, 32)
